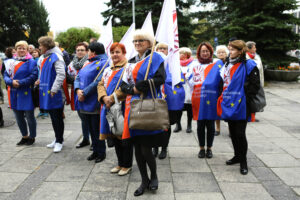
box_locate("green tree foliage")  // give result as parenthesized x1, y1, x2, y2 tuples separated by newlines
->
(101, 0, 196, 47)
(113, 26, 130, 42)
(196, 0, 300, 67)
(191, 18, 216, 48)
(0, 0, 49, 51)
(55, 28, 100, 54)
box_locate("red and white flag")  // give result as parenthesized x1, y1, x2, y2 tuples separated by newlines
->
(141, 12, 154, 37)
(156, 0, 181, 88)
(98, 16, 113, 57)
(120, 23, 137, 60)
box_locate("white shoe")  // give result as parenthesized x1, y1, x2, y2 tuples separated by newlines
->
(53, 143, 63, 153)
(46, 140, 56, 148)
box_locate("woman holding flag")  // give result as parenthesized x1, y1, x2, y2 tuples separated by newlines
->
(119, 30, 166, 196)
(187, 42, 222, 159)
(4, 40, 38, 145)
(217, 40, 260, 175)
(97, 42, 133, 176)
(152, 42, 185, 159)
(74, 42, 108, 163)
(66, 42, 90, 149)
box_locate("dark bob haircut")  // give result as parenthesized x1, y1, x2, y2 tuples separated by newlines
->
(88, 42, 105, 55)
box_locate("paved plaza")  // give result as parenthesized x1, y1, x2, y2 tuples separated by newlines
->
(0, 82, 300, 200)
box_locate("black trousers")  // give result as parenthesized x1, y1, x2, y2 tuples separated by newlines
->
(178, 103, 193, 125)
(48, 108, 64, 143)
(228, 120, 248, 163)
(197, 120, 215, 147)
(113, 138, 133, 168)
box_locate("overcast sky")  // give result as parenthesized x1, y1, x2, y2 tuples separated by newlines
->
(41, 0, 109, 34)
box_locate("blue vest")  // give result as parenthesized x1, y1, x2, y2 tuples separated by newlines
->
(77, 59, 107, 112)
(39, 53, 64, 110)
(10, 59, 36, 110)
(164, 64, 185, 110)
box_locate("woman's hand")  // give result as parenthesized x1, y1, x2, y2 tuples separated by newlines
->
(12, 80, 20, 88)
(133, 86, 141, 94)
(35, 80, 40, 86)
(103, 96, 113, 109)
(77, 89, 85, 102)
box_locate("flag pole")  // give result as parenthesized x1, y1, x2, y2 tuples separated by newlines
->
(132, 0, 135, 24)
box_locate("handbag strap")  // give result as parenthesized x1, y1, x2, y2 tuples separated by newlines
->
(144, 40, 157, 81)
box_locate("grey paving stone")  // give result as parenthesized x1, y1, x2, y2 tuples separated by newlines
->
(7, 164, 57, 200)
(172, 172, 220, 193)
(248, 141, 285, 154)
(0, 144, 26, 152)
(0, 152, 15, 165)
(168, 147, 199, 158)
(262, 180, 299, 199)
(219, 182, 273, 200)
(255, 124, 292, 138)
(170, 157, 210, 173)
(0, 157, 44, 173)
(15, 147, 52, 159)
(0, 193, 10, 200)
(257, 153, 300, 167)
(77, 192, 126, 200)
(29, 182, 83, 200)
(206, 153, 232, 165)
(272, 168, 300, 186)
(168, 132, 198, 147)
(210, 165, 258, 183)
(251, 167, 280, 181)
(248, 158, 265, 167)
(82, 172, 129, 192)
(211, 141, 233, 153)
(0, 172, 29, 192)
(129, 165, 172, 182)
(126, 182, 174, 200)
(175, 193, 224, 200)
(292, 187, 300, 196)
(283, 147, 300, 159)
(46, 164, 93, 182)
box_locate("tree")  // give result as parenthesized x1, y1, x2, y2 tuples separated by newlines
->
(113, 26, 130, 42)
(101, 0, 196, 47)
(55, 27, 100, 54)
(196, 0, 300, 67)
(0, 0, 50, 51)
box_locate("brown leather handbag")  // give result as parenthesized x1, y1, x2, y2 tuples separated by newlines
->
(129, 79, 170, 131)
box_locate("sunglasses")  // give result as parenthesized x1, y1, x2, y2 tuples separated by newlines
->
(132, 39, 146, 43)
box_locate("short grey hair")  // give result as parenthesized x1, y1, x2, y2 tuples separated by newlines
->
(133, 29, 154, 47)
(216, 45, 229, 56)
(29, 44, 35, 49)
(179, 47, 192, 57)
(246, 41, 256, 50)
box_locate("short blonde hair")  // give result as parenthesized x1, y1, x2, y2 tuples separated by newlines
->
(38, 36, 55, 50)
(133, 29, 154, 47)
(15, 40, 29, 49)
(216, 45, 229, 56)
(179, 47, 192, 58)
(155, 42, 168, 51)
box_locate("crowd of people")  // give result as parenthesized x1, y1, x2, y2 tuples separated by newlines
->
(0, 31, 262, 196)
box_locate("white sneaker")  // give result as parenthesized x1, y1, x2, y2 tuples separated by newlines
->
(46, 140, 56, 148)
(53, 143, 63, 153)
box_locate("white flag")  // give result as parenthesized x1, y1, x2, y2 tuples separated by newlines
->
(141, 12, 154, 37)
(98, 16, 113, 56)
(156, 0, 181, 88)
(120, 23, 137, 60)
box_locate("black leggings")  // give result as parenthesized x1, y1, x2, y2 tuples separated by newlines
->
(135, 143, 157, 184)
(228, 120, 248, 163)
(178, 104, 193, 125)
(197, 120, 215, 148)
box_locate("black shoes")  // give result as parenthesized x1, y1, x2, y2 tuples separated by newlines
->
(226, 157, 240, 165)
(158, 148, 167, 159)
(198, 149, 205, 158)
(95, 153, 106, 163)
(26, 138, 35, 145)
(240, 162, 248, 175)
(17, 137, 28, 145)
(149, 177, 158, 190)
(214, 131, 220, 136)
(173, 123, 182, 132)
(134, 181, 150, 196)
(87, 153, 98, 161)
(152, 147, 158, 157)
(206, 149, 213, 158)
(76, 139, 90, 148)
(0, 120, 4, 127)
(186, 124, 192, 133)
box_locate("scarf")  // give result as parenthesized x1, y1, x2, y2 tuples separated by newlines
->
(111, 59, 128, 69)
(229, 57, 240, 65)
(14, 56, 27, 61)
(198, 57, 213, 64)
(180, 57, 194, 66)
(247, 52, 255, 59)
(72, 54, 88, 70)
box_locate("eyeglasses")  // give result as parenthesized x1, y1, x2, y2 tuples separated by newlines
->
(76, 49, 86, 52)
(132, 39, 146, 43)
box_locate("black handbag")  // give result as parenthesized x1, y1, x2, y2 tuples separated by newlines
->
(32, 85, 39, 108)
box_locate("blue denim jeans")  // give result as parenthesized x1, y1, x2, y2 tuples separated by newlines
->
(77, 110, 90, 141)
(13, 110, 37, 138)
